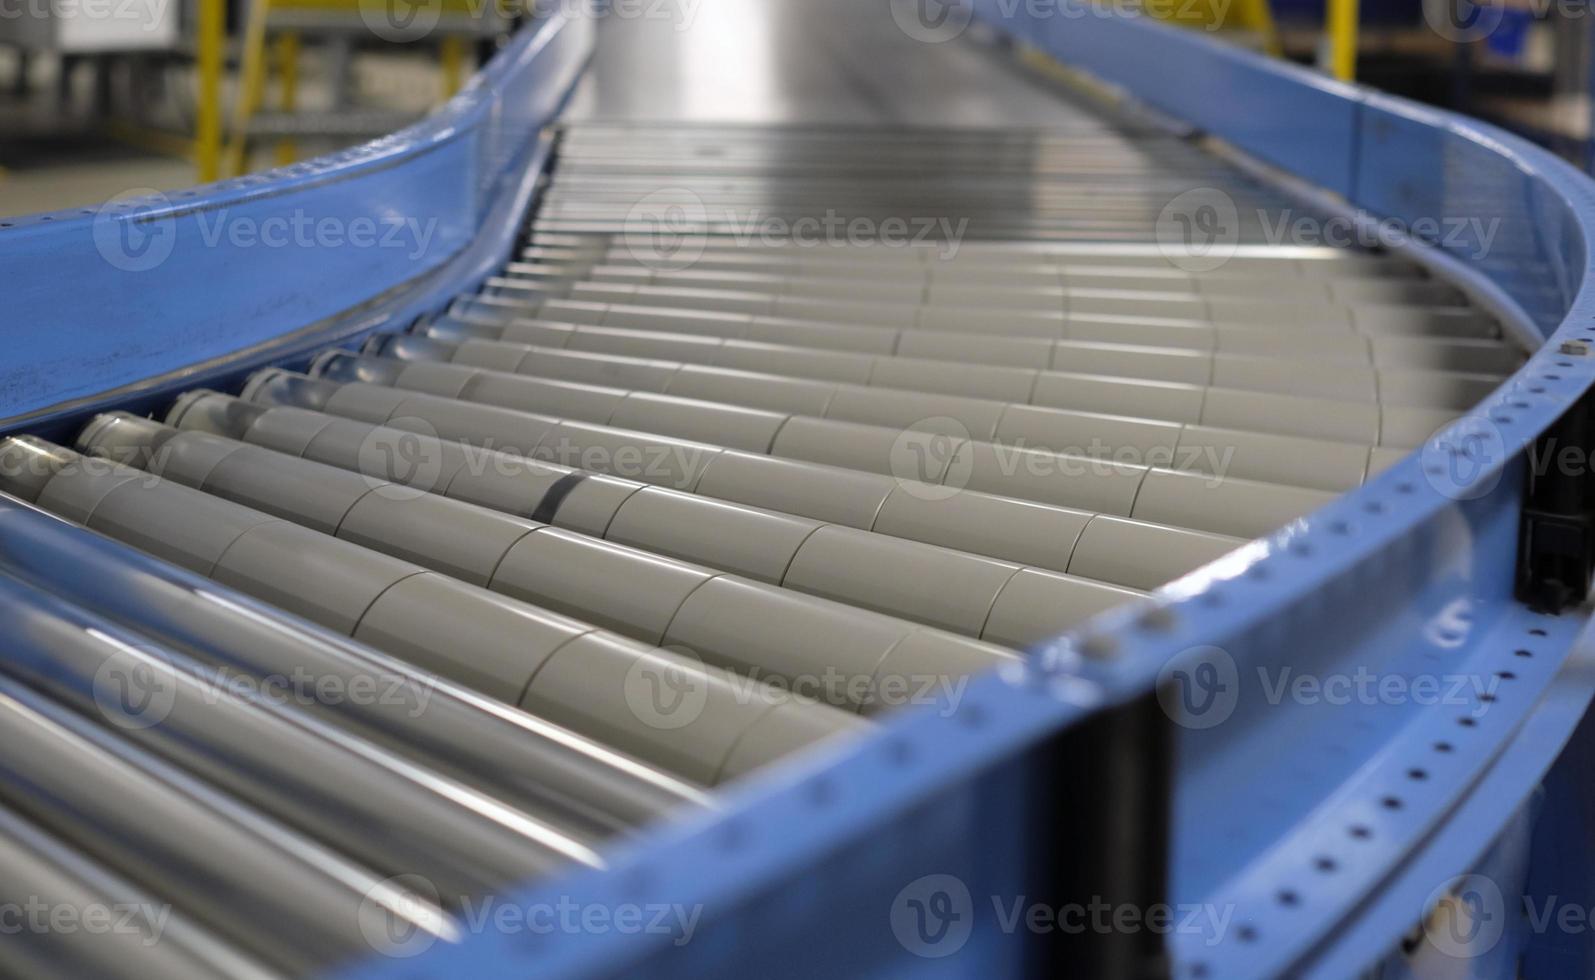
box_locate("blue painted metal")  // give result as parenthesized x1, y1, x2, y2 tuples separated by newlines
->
(967, 6, 1595, 978)
(0, 11, 590, 423)
(1316, 626, 1595, 979)
(5, 7, 1595, 980)
(971, 0, 1364, 196)
(339, 662, 1090, 979)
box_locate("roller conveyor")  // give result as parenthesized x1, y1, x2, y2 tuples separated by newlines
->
(0, 120, 1512, 969)
(4, 5, 1595, 979)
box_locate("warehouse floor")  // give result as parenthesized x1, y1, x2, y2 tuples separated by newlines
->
(0, 45, 446, 217)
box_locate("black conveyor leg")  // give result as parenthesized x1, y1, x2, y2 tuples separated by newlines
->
(1026, 691, 1173, 980)
(1518, 377, 1595, 613)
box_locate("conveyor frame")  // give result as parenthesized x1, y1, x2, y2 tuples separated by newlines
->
(3, 5, 1595, 979)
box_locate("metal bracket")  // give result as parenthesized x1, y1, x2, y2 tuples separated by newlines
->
(1517, 346, 1595, 613)
(1029, 691, 1172, 979)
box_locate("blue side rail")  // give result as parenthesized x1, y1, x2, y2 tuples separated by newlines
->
(0, 12, 591, 429)
(4, 6, 1595, 979)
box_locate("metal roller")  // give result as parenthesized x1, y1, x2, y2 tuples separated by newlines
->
(0, 670, 452, 973)
(490, 261, 1471, 325)
(437, 295, 1508, 376)
(75, 413, 1036, 685)
(0, 803, 278, 980)
(236, 365, 1331, 542)
(520, 250, 1467, 309)
(524, 234, 1421, 275)
(309, 348, 1378, 494)
(0, 439, 862, 786)
(411, 318, 1489, 445)
(446, 293, 1502, 410)
(164, 392, 1237, 585)
(476, 267, 1505, 351)
(2, 570, 600, 897)
(0, 486, 706, 838)
(383, 329, 1468, 451)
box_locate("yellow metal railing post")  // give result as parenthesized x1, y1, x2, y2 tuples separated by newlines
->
(440, 35, 467, 99)
(273, 31, 302, 166)
(1234, 0, 1283, 56)
(195, 0, 225, 182)
(1328, 0, 1359, 81)
(225, 0, 275, 176)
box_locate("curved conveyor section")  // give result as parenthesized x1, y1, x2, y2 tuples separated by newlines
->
(0, 4, 1592, 979)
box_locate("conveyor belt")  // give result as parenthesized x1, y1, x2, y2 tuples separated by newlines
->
(0, 30, 1540, 980)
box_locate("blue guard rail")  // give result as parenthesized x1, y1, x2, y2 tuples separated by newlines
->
(3, 5, 1595, 979)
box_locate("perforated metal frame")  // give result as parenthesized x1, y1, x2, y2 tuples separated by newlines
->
(4, 6, 1595, 980)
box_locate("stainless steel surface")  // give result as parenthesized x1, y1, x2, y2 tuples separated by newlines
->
(0, 669, 451, 973)
(0, 804, 279, 980)
(3, 566, 601, 898)
(564, 0, 1088, 126)
(0, 491, 707, 837)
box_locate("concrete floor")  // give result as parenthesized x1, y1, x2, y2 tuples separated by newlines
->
(0, 142, 194, 216)
(0, 45, 448, 218)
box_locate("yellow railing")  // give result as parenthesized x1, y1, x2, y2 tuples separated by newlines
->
(1328, 0, 1359, 80)
(196, 0, 225, 181)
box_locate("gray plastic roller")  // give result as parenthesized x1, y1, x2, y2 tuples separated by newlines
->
(551, 260, 1460, 309)
(77, 417, 1027, 704)
(482, 266, 1479, 340)
(0, 492, 705, 838)
(308, 352, 1377, 496)
(375, 336, 1436, 500)
(226, 372, 1311, 544)
(1, 440, 859, 785)
(473, 272, 1503, 352)
(166, 396, 1238, 611)
(152, 401, 1180, 629)
(444, 292, 1507, 411)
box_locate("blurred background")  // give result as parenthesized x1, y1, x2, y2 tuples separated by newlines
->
(0, 0, 1589, 216)
(0, 0, 524, 213)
